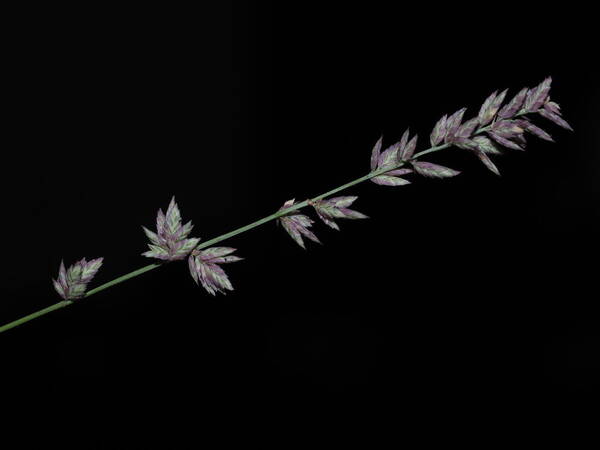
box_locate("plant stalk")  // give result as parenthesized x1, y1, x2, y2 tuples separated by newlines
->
(0, 301, 73, 333)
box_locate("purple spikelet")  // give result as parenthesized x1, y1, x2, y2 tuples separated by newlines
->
(488, 132, 525, 151)
(277, 199, 321, 249)
(444, 107, 467, 143)
(411, 161, 461, 178)
(52, 257, 104, 300)
(370, 136, 383, 170)
(515, 119, 554, 142)
(538, 108, 573, 131)
(430, 115, 448, 146)
(521, 77, 552, 113)
(369, 134, 415, 187)
(478, 91, 499, 126)
(142, 196, 200, 261)
(456, 118, 479, 139)
(476, 151, 501, 176)
(309, 196, 368, 231)
(498, 87, 528, 119)
(188, 247, 243, 296)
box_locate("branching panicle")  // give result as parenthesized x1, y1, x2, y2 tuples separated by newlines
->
(0, 76, 573, 334)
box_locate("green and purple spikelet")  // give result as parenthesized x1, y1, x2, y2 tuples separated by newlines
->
(188, 247, 243, 296)
(53, 257, 103, 300)
(142, 196, 200, 261)
(277, 199, 322, 249)
(370, 130, 417, 186)
(141, 196, 243, 295)
(309, 197, 368, 231)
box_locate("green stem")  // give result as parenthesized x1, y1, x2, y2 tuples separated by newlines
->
(0, 141, 452, 334)
(413, 143, 450, 159)
(84, 263, 162, 297)
(0, 301, 72, 333)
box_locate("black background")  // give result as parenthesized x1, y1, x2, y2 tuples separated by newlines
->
(1, 1, 599, 434)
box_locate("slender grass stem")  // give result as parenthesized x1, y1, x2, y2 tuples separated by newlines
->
(0, 301, 72, 333)
(84, 263, 162, 297)
(0, 141, 452, 334)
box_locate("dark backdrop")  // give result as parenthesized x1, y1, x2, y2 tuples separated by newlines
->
(1, 1, 598, 430)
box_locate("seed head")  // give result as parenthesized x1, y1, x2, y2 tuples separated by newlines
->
(142, 196, 200, 261)
(52, 257, 103, 300)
